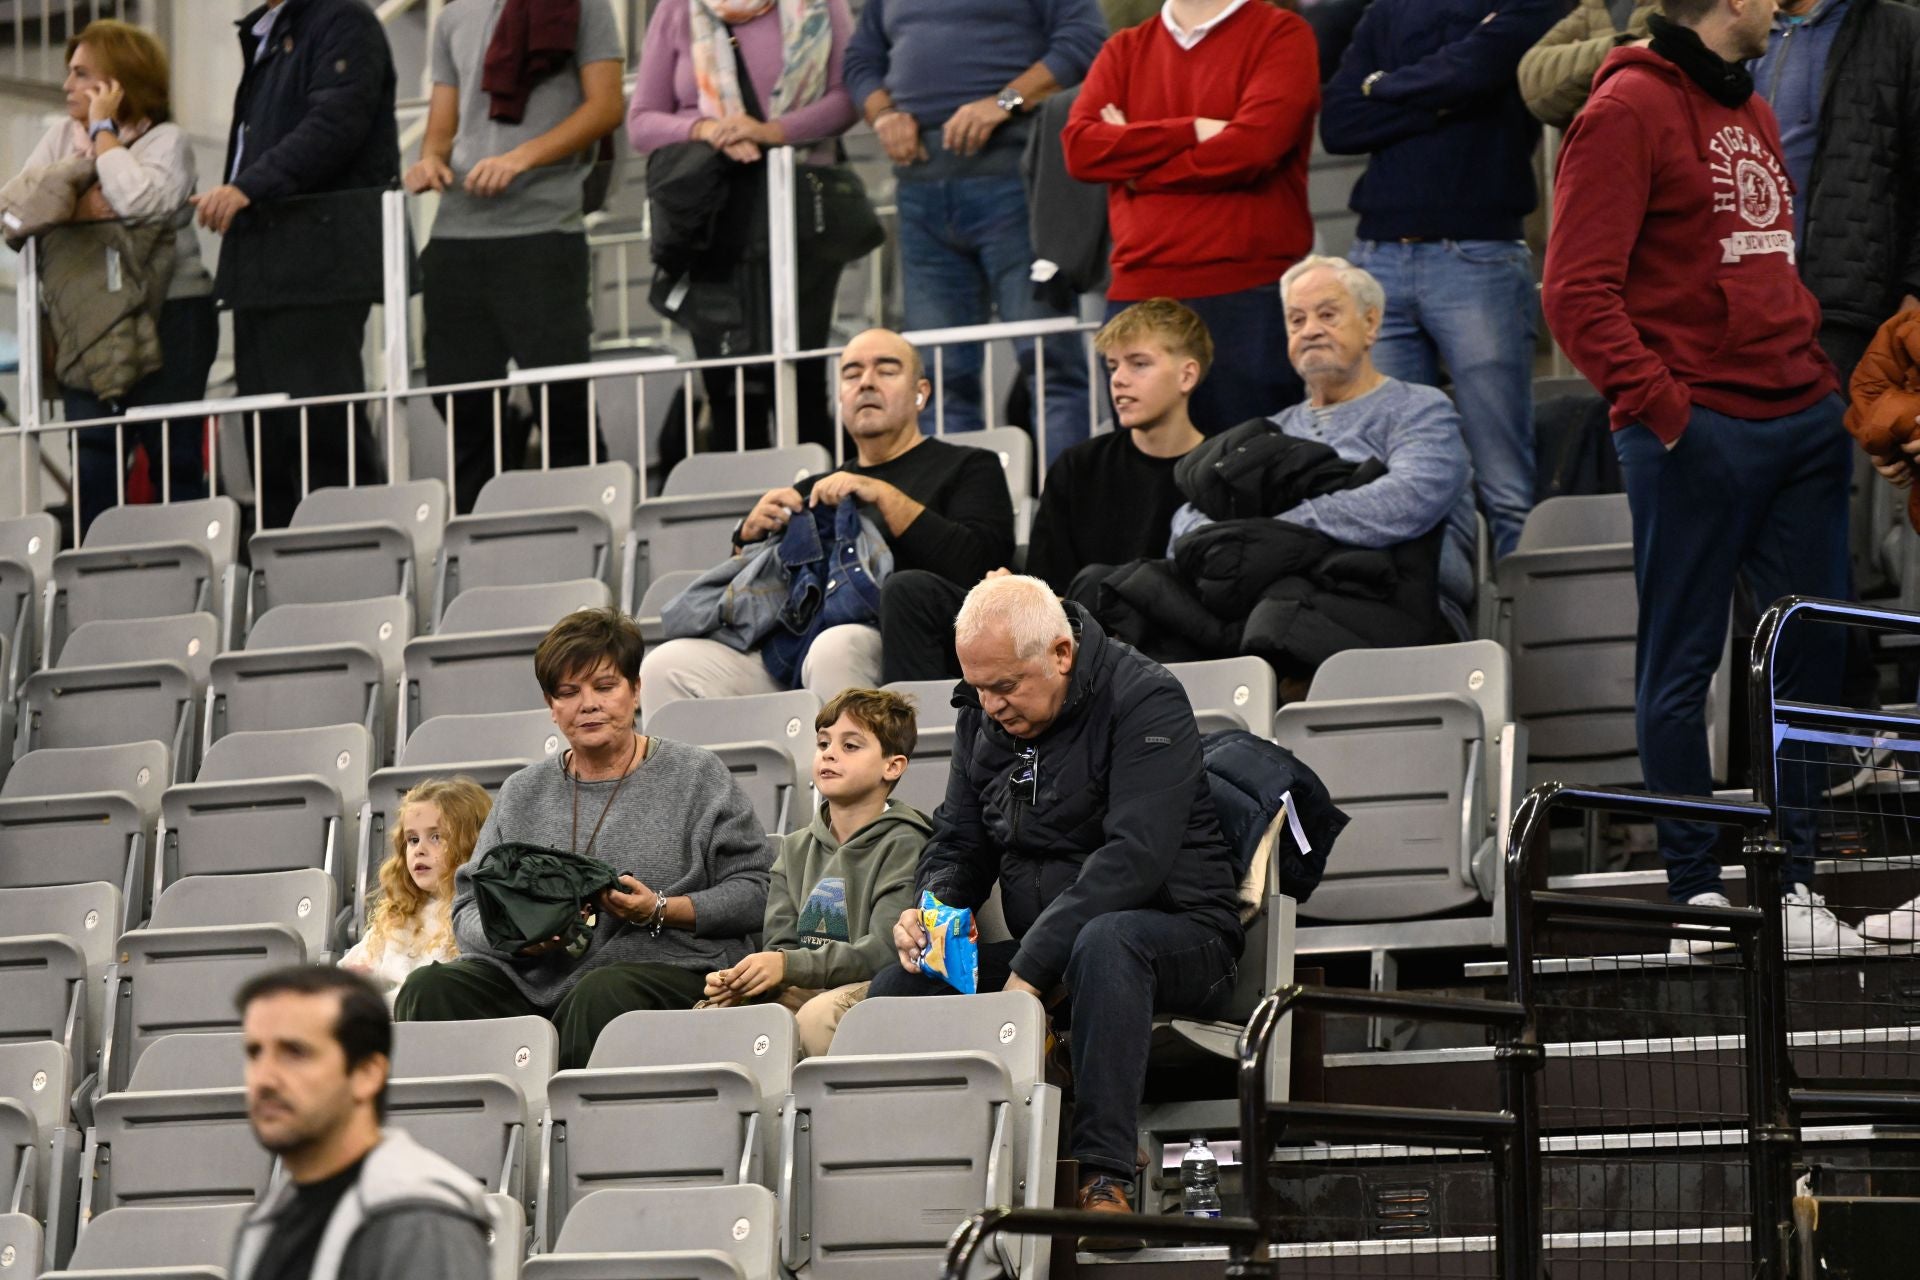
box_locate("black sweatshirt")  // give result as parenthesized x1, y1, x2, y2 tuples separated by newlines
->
(1025, 429, 1191, 596)
(797, 436, 1016, 586)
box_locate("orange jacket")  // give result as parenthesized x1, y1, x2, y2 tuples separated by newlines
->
(1847, 309, 1920, 532)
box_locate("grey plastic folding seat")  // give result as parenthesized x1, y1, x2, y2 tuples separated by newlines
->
(635, 570, 701, 645)
(0, 883, 120, 1074)
(662, 446, 833, 500)
(401, 580, 610, 737)
(387, 1016, 557, 1208)
(0, 512, 57, 695)
(784, 992, 1059, 1279)
(17, 615, 217, 780)
(539, 1005, 794, 1250)
(1165, 656, 1279, 738)
(878, 679, 960, 818)
(0, 741, 166, 929)
(0, 1211, 41, 1278)
(85, 1032, 264, 1217)
(1274, 640, 1517, 924)
(525, 1187, 779, 1280)
(0, 1040, 80, 1267)
(102, 868, 334, 1095)
(248, 479, 449, 634)
(45, 498, 240, 664)
(355, 711, 562, 929)
(204, 597, 410, 767)
(644, 692, 817, 833)
(485, 1193, 525, 1280)
(160, 727, 373, 935)
(437, 463, 634, 623)
(1495, 495, 1642, 787)
(628, 448, 833, 603)
(954, 426, 1035, 544)
(46, 1202, 251, 1280)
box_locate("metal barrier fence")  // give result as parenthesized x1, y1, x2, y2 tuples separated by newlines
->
(9, 172, 1099, 542)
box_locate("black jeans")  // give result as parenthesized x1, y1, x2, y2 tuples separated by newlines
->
(233, 301, 383, 528)
(869, 908, 1237, 1179)
(879, 569, 971, 684)
(422, 231, 605, 513)
(62, 294, 219, 536)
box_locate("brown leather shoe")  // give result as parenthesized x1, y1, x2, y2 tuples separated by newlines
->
(1077, 1174, 1147, 1252)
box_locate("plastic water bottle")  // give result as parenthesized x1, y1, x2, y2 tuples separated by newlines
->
(1181, 1135, 1222, 1219)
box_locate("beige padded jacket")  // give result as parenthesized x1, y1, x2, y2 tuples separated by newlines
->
(1517, 0, 1654, 129)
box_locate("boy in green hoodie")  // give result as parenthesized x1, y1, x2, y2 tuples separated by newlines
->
(703, 688, 930, 1055)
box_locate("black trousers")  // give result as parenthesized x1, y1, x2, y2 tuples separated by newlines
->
(233, 301, 383, 529)
(63, 294, 219, 536)
(879, 569, 971, 684)
(423, 231, 606, 514)
(686, 250, 844, 456)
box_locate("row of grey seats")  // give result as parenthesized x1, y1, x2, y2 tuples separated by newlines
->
(0, 995, 1060, 1280)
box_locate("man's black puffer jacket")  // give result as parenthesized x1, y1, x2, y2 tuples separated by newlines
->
(1799, 0, 1920, 334)
(914, 604, 1244, 990)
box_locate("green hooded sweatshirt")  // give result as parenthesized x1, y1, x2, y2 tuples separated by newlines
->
(765, 799, 931, 990)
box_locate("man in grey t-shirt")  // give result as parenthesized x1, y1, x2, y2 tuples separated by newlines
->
(405, 0, 625, 512)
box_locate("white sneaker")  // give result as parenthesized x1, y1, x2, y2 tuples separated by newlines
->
(1782, 885, 1869, 956)
(1671, 891, 1735, 955)
(1856, 894, 1920, 943)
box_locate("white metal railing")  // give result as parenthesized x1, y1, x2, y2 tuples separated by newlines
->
(1, 0, 158, 86)
(9, 152, 1096, 539)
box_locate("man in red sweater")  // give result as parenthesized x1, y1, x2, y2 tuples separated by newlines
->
(1542, 0, 1860, 954)
(1062, 0, 1319, 433)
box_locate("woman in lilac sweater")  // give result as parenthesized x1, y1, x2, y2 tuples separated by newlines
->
(629, 0, 858, 455)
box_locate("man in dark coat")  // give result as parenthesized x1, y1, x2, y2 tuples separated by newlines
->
(194, 0, 399, 528)
(874, 574, 1243, 1244)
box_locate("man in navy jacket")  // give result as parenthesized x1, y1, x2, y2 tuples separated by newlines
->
(1320, 0, 1561, 558)
(194, 0, 399, 528)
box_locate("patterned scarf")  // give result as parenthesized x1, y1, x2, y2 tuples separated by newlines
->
(688, 0, 833, 122)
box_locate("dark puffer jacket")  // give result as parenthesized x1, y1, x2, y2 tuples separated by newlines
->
(915, 604, 1244, 990)
(1800, 0, 1920, 334)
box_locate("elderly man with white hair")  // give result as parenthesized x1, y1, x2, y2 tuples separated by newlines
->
(1168, 254, 1478, 638)
(872, 573, 1243, 1245)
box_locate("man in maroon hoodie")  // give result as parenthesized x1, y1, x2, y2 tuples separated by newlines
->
(1543, 0, 1862, 954)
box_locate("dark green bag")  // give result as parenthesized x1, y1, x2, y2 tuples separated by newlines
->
(469, 843, 622, 958)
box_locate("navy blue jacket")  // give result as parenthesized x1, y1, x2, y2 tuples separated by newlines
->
(761, 500, 889, 687)
(1320, 0, 1562, 241)
(217, 0, 399, 309)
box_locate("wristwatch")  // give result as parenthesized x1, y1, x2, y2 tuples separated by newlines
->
(87, 119, 119, 140)
(996, 88, 1026, 115)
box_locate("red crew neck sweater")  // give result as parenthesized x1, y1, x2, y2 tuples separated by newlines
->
(1062, 3, 1319, 301)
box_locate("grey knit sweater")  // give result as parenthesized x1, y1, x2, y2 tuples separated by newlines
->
(451, 738, 774, 1007)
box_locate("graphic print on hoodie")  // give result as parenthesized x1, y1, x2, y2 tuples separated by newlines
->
(1542, 45, 1836, 446)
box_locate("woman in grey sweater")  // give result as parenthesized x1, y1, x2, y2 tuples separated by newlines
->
(395, 608, 772, 1069)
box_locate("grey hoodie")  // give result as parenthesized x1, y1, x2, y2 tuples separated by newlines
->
(229, 1129, 491, 1280)
(765, 799, 930, 990)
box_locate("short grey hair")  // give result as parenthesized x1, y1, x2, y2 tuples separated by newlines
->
(953, 575, 1071, 660)
(1279, 255, 1387, 319)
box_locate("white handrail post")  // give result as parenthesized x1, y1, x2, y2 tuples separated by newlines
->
(382, 188, 411, 480)
(15, 235, 42, 517)
(767, 145, 801, 450)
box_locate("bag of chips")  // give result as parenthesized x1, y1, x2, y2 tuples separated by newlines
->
(916, 890, 979, 995)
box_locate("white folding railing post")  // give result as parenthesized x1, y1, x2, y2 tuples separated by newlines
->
(14, 236, 42, 517)
(766, 145, 801, 449)
(381, 188, 412, 480)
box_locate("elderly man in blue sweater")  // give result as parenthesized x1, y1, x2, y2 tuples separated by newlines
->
(844, 0, 1104, 465)
(1170, 255, 1477, 640)
(1320, 0, 1562, 558)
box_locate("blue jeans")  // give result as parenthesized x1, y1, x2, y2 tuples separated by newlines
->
(1104, 284, 1303, 434)
(1613, 396, 1852, 901)
(895, 160, 1089, 466)
(1348, 239, 1538, 556)
(869, 908, 1237, 1179)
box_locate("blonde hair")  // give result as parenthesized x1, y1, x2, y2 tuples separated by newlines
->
(360, 777, 491, 964)
(954, 575, 1071, 660)
(1094, 298, 1215, 381)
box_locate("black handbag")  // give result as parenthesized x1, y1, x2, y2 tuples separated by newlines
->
(794, 161, 884, 265)
(469, 842, 622, 958)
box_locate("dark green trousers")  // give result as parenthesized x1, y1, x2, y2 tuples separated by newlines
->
(394, 958, 707, 1070)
